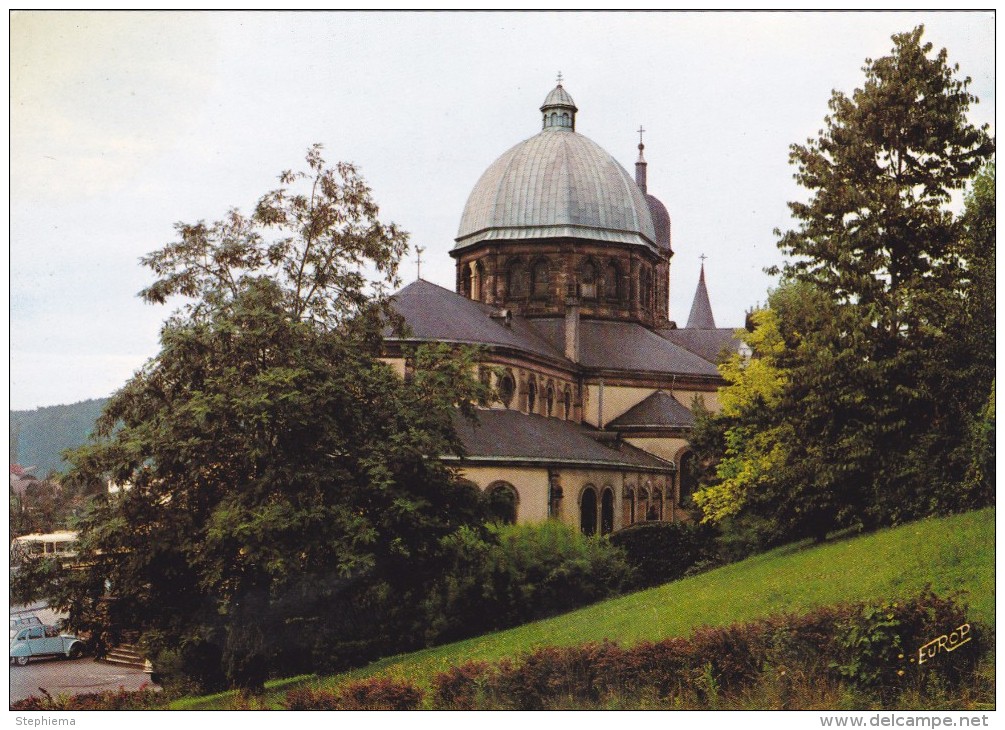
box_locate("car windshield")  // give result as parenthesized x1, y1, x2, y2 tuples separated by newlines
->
(15, 629, 29, 641)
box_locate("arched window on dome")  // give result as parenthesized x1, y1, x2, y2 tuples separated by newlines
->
(605, 259, 621, 302)
(506, 260, 525, 299)
(531, 259, 550, 299)
(473, 260, 484, 301)
(563, 386, 572, 420)
(580, 259, 598, 300)
(461, 263, 472, 299)
(639, 266, 652, 311)
(550, 112, 558, 126)
(545, 383, 555, 417)
(527, 377, 537, 414)
(561, 112, 570, 128)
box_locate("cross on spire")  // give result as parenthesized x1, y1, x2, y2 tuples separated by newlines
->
(637, 125, 646, 146)
(700, 253, 708, 264)
(556, 71, 563, 85)
(415, 246, 425, 280)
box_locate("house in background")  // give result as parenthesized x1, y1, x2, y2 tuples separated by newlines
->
(384, 82, 739, 535)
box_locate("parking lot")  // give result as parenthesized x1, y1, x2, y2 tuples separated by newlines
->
(10, 655, 154, 704)
(9, 603, 155, 705)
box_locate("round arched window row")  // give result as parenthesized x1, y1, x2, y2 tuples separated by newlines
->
(486, 481, 519, 524)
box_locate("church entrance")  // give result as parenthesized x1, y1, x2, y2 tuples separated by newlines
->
(580, 487, 597, 536)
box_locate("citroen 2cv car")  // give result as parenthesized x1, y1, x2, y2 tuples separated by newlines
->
(10, 624, 85, 665)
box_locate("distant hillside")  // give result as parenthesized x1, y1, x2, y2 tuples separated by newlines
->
(10, 398, 109, 477)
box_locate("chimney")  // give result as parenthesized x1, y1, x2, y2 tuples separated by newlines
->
(564, 298, 580, 363)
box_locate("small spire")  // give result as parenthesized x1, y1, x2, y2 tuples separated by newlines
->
(556, 70, 563, 85)
(415, 245, 425, 281)
(634, 124, 648, 193)
(686, 258, 716, 329)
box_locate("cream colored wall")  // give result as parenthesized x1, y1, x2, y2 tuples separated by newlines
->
(624, 436, 690, 465)
(458, 465, 550, 523)
(583, 384, 654, 427)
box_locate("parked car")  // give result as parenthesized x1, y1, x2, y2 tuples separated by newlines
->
(9, 615, 42, 640)
(10, 624, 85, 665)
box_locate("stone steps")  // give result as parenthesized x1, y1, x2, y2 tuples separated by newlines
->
(101, 643, 152, 672)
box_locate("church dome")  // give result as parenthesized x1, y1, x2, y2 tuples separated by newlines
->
(454, 84, 657, 253)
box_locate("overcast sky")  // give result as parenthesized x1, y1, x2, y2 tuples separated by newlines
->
(9, 11, 995, 411)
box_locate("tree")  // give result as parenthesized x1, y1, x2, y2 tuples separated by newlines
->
(48, 146, 490, 689)
(767, 26, 993, 534)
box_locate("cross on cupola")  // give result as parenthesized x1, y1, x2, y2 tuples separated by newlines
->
(556, 71, 563, 85)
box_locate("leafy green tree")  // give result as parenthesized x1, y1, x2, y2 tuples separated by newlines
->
(46, 146, 490, 689)
(768, 26, 993, 534)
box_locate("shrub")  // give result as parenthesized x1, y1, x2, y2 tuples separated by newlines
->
(284, 678, 423, 710)
(610, 521, 719, 588)
(431, 661, 491, 710)
(284, 686, 341, 710)
(334, 677, 424, 710)
(423, 521, 631, 644)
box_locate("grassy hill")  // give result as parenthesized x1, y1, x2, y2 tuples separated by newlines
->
(175, 508, 994, 708)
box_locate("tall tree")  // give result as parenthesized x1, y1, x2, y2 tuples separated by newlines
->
(42, 146, 489, 689)
(771, 26, 993, 532)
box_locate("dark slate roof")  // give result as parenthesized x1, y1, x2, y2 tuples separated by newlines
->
(388, 279, 568, 362)
(686, 264, 716, 329)
(606, 390, 695, 429)
(452, 409, 671, 471)
(531, 318, 720, 377)
(656, 327, 741, 365)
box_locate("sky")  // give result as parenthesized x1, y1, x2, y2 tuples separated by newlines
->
(9, 10, 995, 411)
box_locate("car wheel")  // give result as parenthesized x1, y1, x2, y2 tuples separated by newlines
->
(67, 644, 83, 659)
(15, 656, 29, 666)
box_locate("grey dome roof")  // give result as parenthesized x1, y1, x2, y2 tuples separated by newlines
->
(455, 128, 657, 251)
(541, 84, 577, 111)
(645, 193, 671, 251)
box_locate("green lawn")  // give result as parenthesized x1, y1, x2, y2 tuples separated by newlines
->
(174, 508, 994, 709)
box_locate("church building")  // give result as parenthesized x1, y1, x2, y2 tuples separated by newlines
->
(384, 81, 738, 535)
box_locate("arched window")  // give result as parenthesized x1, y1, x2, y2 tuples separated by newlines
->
(473, 260, 483, 301)
(563, 387, 572, 420)
(639, 266, 651, 310)
(605, 260, 621, 302)
(561, 112, 570, 128)
(580, 259, 598, 299)
(461, 264, 472, 299)
(653, 489, 663, 521)
(546, 384, 555, 417)
(487, 481, 518, 524)
(623, 487, 635, 525)
(506, 260, 525, 299)
(679, 452, 697, 507)
(498, 370, 516, 407)
(531, 259, 550, 299)
(580, 486, 598, 536)
(601, 487, 615, 535)
(527, 377, 537, 414)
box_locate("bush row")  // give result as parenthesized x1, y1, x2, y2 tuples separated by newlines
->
(429, 590, 979, 710)
(10, 686, 164, 711)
